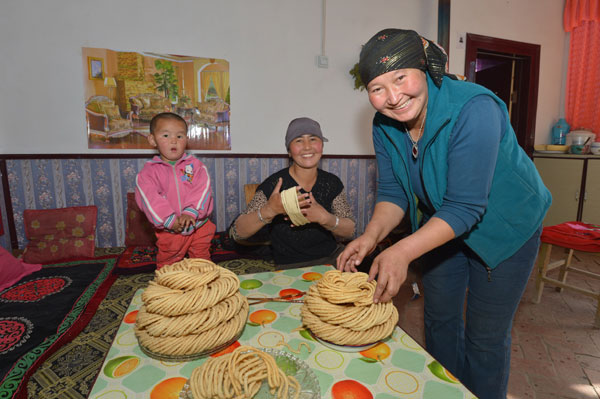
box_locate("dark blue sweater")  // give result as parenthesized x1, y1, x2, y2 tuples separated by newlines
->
(374, 95, 505, 238)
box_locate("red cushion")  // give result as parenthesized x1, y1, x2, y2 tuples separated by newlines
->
(0, 246, 41, 291)
(125, 192, 156, 247)
(541, 221, 600, 252)
(115, 245, 157, 275)
(22, 206, 97, 263)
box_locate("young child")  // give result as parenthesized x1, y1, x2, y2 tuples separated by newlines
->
(135, 112, 215, 268)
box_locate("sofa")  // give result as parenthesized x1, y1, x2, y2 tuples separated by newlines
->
(196, 98, 230, 125)
(129, 93, 171, 122)
(85, 96, 133, 141)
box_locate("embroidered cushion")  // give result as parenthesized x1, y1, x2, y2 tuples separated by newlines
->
(115, 245, 157, 275)
(125, 192, 156, 247)
(22, 206, 97, 263)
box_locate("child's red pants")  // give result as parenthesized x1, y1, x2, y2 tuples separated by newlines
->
(154, 220, 216, 268)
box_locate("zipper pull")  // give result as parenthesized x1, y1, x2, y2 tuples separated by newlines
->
(486, 266, 492, 282)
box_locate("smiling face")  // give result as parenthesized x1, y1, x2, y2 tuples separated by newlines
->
(367, 68, 428, 127)
(148, 118, 188, 162)
(287, 134, 323, 169)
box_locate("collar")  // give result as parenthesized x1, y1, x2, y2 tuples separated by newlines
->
(151, 153, 191, 165)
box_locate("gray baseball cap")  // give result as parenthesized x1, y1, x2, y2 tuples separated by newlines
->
(285, 117, 328, 149)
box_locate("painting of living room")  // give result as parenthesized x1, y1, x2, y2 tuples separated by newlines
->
(82, 47, 230, 150)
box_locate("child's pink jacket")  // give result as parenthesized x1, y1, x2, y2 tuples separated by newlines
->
(135, 154, 213, 234)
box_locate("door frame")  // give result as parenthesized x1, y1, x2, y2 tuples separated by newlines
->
(465, 33, 540, 156)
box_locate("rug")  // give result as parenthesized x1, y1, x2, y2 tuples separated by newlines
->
(114, 231, 269, 275)
(0, 257, 117, 399)
(25, 257, 274, 399)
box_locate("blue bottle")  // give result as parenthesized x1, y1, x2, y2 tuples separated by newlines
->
(551, 118, 570, 145)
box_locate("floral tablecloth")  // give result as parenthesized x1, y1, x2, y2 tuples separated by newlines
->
(89, 265, 475, 399)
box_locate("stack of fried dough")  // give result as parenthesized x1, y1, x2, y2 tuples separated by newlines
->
(189, 345, 300, 399)
(134, 258, 248, 357)
(301, 270, 398, 346)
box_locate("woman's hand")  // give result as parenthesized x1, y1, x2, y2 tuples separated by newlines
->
(300, 192, 329, 225)
(270, 179, 309, 226)
(336, 233, 378, 272)
(261, 178, 288, 220)
(368, 245, 411, 303)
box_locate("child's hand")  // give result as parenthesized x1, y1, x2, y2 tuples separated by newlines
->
(177, 214, 196, 233)
(170, 219, 182, 233)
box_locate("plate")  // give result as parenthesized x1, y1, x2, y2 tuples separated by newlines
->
(179, 348, 320, 399)
(547, 145, 569, 152)
(138, 331, 242, 362)
(308, 329, 378, 353)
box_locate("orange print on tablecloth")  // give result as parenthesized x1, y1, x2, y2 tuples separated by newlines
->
(331, 380, 373, 399)
(123, 310, 138, 324)
(279, 288, 304, 300)
(359, 342, 391, 363)
(210, 341, 241, 357)
(150, 377, 187, 399)
(248, 309, 277, 326)
(302, 272, 322, 281)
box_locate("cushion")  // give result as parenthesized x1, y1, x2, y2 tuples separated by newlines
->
(108, 118, 131, 130)
(209, 230, 245, 262)
(125, 192, 157, 246)
(139, 96, 152, 108)
(130, 97, 143, 108)
(115, 245, 157, 275)
(150, 96, 168, 108)
(541, 221, 600, 252)
(0, 246, 41, 291)
(103, 104, 121, 119)
(22, 206, 97, 264)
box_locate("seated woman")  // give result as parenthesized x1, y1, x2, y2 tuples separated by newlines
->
(230, 117, 355, 269)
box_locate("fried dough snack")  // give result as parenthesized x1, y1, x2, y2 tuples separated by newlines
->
(134, 259, 248, 357)
(301, 270, 398, 346)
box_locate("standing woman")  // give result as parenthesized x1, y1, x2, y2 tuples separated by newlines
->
(337, 29, 551, 399)
(231, 117, 355, 269)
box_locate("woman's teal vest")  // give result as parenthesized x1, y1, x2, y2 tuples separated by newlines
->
(374, 75, 551, 268)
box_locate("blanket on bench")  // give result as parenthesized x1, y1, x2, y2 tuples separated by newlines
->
(0, 257, 117, 399)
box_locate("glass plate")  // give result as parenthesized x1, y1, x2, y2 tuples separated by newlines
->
(179, 348, 320, 399)
(308, 329, 378, 353)
(138, 330, 242, 362)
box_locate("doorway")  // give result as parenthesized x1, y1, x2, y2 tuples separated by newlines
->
(465, 34, 540, 156)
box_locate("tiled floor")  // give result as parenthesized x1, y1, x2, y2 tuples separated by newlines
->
(393, 250, 600, 399)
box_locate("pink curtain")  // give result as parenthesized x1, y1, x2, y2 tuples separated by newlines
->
(564, 0, 600, 31)
(564, 0, 600, 138)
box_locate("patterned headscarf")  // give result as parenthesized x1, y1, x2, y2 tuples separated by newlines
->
(358, 28, 456, 88)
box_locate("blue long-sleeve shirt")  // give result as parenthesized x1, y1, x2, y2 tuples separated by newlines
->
(374, 95, 506, 238)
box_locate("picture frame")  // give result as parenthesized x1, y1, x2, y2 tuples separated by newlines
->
(88, 57, 104, 80)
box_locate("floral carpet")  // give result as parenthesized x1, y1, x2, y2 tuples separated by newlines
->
(25, 257, 274, 399)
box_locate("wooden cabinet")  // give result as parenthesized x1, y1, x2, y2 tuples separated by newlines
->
(534, 155, 600, 226)
(582, 159, 600, 223)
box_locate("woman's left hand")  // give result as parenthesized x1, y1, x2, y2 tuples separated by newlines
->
(301, 192, 331, 225)
(368, 245, 411, 303)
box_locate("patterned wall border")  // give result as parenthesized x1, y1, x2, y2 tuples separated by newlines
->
(0, 154, 377, 250)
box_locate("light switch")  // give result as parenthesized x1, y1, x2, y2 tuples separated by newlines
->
(316, 55, 329, 68)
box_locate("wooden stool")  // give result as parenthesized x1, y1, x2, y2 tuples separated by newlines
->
(533, 222, 600, 328)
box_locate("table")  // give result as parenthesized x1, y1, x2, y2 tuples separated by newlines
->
(89, 265, 475, 399)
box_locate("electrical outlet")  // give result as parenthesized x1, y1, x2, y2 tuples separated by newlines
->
(316, 55, 329, 68)
(457, 32, 466, 49)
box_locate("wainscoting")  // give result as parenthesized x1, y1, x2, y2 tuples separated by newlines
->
(0, 155, 377, 250)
